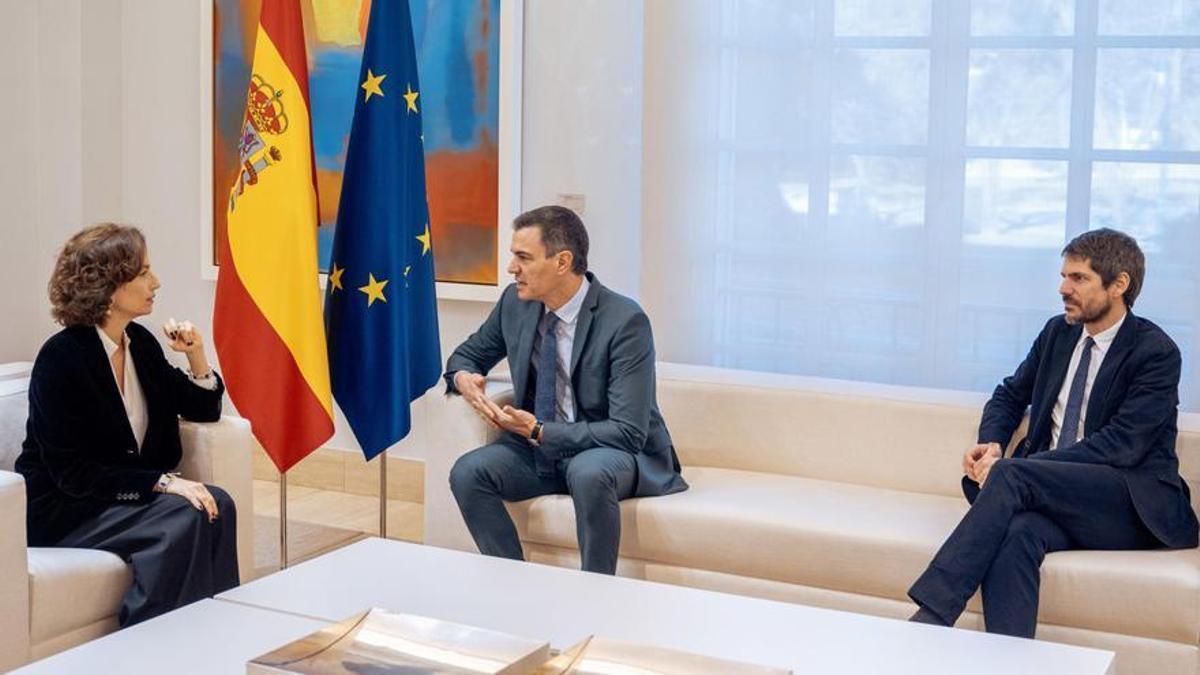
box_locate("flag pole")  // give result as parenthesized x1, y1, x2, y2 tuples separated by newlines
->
(379, 450, 388, 538)
(279, 469, 289, 569)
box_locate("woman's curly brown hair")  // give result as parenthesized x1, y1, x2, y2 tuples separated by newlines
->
(49, 224, 147, 327)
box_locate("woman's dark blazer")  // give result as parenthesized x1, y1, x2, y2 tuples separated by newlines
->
(15, 322, 224, 545)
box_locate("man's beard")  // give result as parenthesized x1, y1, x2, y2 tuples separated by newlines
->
(1064, 296, 1112, 325)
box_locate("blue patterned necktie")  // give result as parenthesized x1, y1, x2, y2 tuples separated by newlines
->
(1057, 336, 1095, 450)
(532, 312, 560, 476)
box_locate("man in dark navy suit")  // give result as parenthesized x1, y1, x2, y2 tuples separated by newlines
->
(908, 228, 1199, 638)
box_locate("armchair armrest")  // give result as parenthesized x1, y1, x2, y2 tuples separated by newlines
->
(424, 376, 514, 551)
(177, 415, 256, 582)
(0, 471, 31, 670)
(483, 381, 515, 447)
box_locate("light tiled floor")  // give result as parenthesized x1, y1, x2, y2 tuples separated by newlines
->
(252, 480, 422, 576)
(253, 480, 423, 540)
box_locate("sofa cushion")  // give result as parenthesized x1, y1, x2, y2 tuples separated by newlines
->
(655, 366, 1200, 512)
(507, 466, 1200, 645)
(0, 379, 30, 473)
(28, 547, 130, 644)
(657, 368, 988, 500)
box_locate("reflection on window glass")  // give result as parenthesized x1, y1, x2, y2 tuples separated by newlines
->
(829, 155, 926, 231)
(1091, 162, 1200, 256)
(726, 0, 814, 42)
(724, 291, 779, 345)
(827, 155, 925, 294)
(726, 152, 810, 245)
(819, 155, 927, 374)
(1099, 0, 1200, 36)
(647, 0, 1200, 409)
(967, 49, 1072, 148)
(1091, 162, 1200, 404)
(729, 49, 812, 147)
(1094, 49, 1200, 151)
(835, 0, 930, 36)
(832, 49, 930, 145)
(971, 0, 1073, 36)
(963, 159, 1067, 249)
(958, 160, 1067, 391)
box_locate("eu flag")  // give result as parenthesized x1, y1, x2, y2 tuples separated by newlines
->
(325, 0, 441, 460)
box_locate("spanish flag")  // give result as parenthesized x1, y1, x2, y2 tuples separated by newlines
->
(214, 0, 333, 472)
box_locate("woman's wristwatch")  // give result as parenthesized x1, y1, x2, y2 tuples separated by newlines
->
(155, 473, 177, 493)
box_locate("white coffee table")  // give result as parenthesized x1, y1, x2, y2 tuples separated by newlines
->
(12, 598, 328, 674)
(218, 537, 1114, 674)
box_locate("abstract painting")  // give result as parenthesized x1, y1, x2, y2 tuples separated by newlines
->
(213, 0, 501, 285)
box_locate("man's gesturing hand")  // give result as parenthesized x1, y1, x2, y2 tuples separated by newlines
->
(453, 371, 506, 429)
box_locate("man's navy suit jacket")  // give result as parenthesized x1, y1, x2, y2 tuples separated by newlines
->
(976, 312, 1199, 549)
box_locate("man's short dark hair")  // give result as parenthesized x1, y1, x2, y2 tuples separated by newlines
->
(512, 205, 588, 275)
(1062, 228, 1145, 309)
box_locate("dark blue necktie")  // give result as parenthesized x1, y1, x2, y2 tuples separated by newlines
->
(1057, 336, 1095, 450)
(533, 312, 560, 476)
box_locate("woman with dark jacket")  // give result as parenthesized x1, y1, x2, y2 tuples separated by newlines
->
(15, 223, 239, 626)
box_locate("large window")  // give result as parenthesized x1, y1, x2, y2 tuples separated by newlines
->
(643, 0, 1200, 409)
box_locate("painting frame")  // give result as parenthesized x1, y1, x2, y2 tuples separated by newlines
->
(199, 0, 522, 303)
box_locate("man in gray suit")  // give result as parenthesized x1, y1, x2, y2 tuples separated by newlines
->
(446, 205, 688, 574)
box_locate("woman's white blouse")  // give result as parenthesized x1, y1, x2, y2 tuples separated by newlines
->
(96, 326, 218, 450)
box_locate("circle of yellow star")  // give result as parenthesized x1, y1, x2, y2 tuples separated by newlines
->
(328, 263, 345, 291)
(416, 224, 432, 256)
(358, 273, 389, 306)
(403, 84, 420, 113)
(361, 69, 386, 102)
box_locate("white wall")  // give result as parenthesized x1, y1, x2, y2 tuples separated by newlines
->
(0, 0, 86, 363)
(521, 0, 643, 299)
(0, 0, 41, 364)
(0, 0, 645, 463)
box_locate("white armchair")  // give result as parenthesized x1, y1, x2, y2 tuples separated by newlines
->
(0, 363, 256, 669)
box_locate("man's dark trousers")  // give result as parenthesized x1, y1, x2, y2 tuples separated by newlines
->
(450, 438, 636, 574)
(909, 458, 1160, 636)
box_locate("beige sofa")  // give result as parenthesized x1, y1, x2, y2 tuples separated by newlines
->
(0, 363, 256, 670)
(427, 362, 1200, 674)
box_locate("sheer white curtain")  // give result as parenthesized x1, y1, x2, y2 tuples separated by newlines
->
(642, 0, 1200, 409)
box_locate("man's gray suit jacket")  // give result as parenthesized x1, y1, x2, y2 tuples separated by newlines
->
(444, 272, 688, 497)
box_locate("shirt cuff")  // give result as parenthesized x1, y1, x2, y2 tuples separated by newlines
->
(187, 368, 220, 391)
